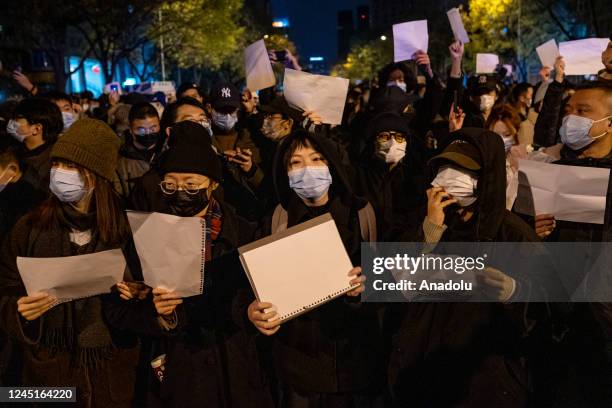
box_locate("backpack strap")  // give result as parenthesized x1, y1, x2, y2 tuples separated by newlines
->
(271, 204, 289, 234)
(358, 202, 377, 243)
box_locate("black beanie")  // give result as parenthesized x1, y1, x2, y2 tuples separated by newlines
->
(159, 121, 223, 181)
(368, 112, 411, 140)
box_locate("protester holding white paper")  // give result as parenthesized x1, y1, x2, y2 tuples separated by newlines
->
(247, 129, 383, 405)
(116, 121, 274, 407)
(0, 119, 141, 406)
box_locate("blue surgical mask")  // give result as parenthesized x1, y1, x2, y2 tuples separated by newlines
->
(211, 110, 238, 132)
(288, 166, 332, 200)
(62, 111, 76, 131)
(559, 114, 611, 151)
(49, 168, 90, 202)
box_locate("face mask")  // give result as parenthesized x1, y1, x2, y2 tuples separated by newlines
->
(502, 136, 515, 153)
(377, 139, 407, 164)
(7, 119, 30, 143)
(431, 166, 478, 207)
(479, 95, 495, 112)
(559, 114, 611, 151)
(134, 131, 160, 148)
(199, 120, 213, 137)
(62, 111, 76, 131)
(288, 166, 332, 200)
(49, 168, 90, 202)
(82, 103, 90, 112)
(163, 189, 210, 217)
(211, 111, 238, 132)
(0, 168, 15, 193)
(387, 80, 407, 92)
(261, 118, 288, 141)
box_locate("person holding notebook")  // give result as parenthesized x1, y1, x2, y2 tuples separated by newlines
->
(110, 121, 274, 408)
(0, 118, 141, 406)
(247, 129, 383, 408)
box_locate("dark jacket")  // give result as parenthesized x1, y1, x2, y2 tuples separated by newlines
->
(354, 126, 427, 241)
(0, 207, 141, 407)
(108, 200, 275, 408)
(533, 80, 569, 147)
(388, 129, 539, 408)
(115, 131, 156, 199)
(0, 174, 46, 238)
(541, 150, 612, 407)
(19, 142, 53, 194)
(262, 131, 385, 393)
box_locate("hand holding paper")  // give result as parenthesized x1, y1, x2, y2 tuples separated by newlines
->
(393, 20, 428, 62)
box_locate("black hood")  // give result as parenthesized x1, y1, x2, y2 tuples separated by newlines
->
(431, 127, 507, 241)
(272, 129, 366, 211)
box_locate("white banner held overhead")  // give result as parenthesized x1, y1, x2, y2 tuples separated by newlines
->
(447, 8, 469, 44)
(559, 38, 608, 75)
(392, 20, 428, 62)
(244, 39, 276, 92)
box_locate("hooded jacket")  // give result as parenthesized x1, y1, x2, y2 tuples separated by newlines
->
(261, 130, 385, 393)
(388, 128, 541, 408)
(354, 113, 428, 241)
(115, 130, 157, 198)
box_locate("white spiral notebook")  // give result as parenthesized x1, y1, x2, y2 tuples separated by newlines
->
(238, 213, 357, 323)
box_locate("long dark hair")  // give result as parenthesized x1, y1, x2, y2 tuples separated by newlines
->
(32, 167, 130, 246)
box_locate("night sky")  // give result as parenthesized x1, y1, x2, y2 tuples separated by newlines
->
(271, 0, 365, 67)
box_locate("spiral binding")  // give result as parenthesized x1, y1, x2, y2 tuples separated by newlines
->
(279, 284, 356, 320)
(199, 219, 206, 295)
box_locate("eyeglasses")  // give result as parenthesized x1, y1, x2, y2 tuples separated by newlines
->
(135, 127, 159, 136)
(377, 131, 407, 143)
(159, 181, 208, 195)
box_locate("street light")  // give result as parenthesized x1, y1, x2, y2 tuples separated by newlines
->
(380, 35, 387, 41)
(264, 34, 269, 39)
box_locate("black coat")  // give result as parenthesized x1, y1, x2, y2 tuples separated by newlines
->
(533, 80, 568, 147)
(106, 201, 275, 408)
(263, 131, 385, 393)
(388, 129, 540, 407)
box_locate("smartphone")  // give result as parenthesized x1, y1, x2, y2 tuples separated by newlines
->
(453, 90, 459, 114)
(110, 84, 119, 92)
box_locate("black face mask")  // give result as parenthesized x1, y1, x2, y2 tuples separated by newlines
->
(134, 132, 160, 148)
(164, 189, 210, 217)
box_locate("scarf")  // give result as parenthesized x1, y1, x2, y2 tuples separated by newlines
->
(203, 197, 223, 262)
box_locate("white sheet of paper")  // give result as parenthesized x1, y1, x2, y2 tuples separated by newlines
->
(392, 20, 428, 62)
(447, 8, 469, 44)
(244, 39, 276, 92)
(239, 214, 355, 323)
(536, 39, 559, 68)
(476, 53, 499, 74)
(559, 38, 608, 75)
(515, 160, 610, 224)
(283, 68, 349, 125)
(128, 212, 204, 297)
(17, 249, 126, 304)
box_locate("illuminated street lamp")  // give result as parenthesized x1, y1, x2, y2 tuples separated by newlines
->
(380, 35, 387, 41)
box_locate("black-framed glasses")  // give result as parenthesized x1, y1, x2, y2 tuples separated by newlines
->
(377, 131, 407, 143)
(159, 181, 207, 195)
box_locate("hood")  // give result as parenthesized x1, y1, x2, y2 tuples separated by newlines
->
(431, 127, 507, 241)
(272, 129, 365, 210)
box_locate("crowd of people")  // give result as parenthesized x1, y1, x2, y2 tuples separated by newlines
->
(0, 37, 611, 408)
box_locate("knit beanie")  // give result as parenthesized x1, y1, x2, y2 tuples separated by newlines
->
(159, 121, 223, 182)
(51, 118, 121, 181)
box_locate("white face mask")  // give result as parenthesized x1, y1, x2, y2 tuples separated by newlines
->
(49, 168, 90, 203)
(377, 139, 407, 164)
(559, 114, 611, 151)
(479, 94, 495, 112)
(6, 119, 29, 143)
(387, 80, 407, 92)
(431, 165, 478, 207)
(211, 110, 238, 132)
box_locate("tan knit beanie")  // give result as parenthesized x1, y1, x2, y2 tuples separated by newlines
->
(51, 118, 121, 181)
